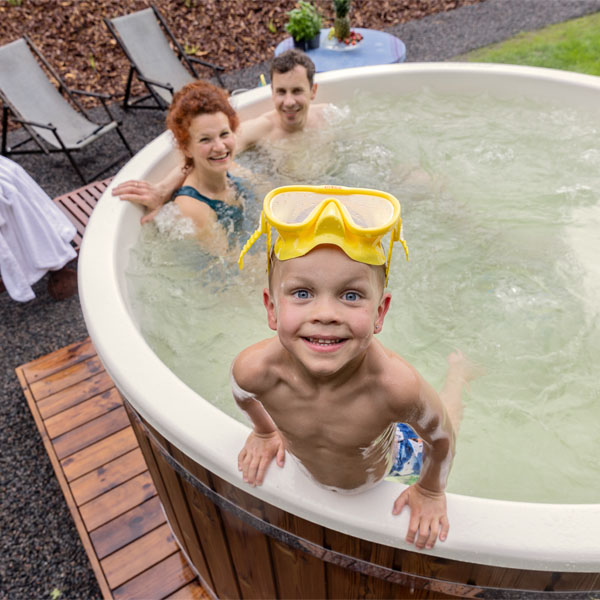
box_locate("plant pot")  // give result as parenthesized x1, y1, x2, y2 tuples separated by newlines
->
(293, 32, 320, 51)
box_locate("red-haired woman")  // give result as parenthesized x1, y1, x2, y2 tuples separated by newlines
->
(114, 81, 251, 252)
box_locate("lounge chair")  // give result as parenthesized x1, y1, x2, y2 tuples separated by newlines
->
(0, 36, 133, 185)
(105, 4, 226, 110)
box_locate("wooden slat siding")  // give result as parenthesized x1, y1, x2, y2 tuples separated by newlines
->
(210, 473, 279, 599)
(171, 445, 242, 600)
(39, 370, 115, 419)
(20, 338, 96, 383)
(129, 412, 221, 599)
(71, 448, 148, 506)
(61, 428, 138, 482)
(262, 506, 327, 600)
(90, 496, 166, 560)
(101, 523, 179, 589)
(112, 553, 200, 600)
(53, 405, 130, 459)
(165, 581, 211, 600)
(16, 340, 207, 600)
(53, 178, 112, 252)
(30, 355, 104, 400)
(79, 472, 157, 531)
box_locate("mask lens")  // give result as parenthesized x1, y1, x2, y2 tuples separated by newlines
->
(269, 190, 395, 229)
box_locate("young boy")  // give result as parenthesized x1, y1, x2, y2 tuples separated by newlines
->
(232, 185, 476, 550)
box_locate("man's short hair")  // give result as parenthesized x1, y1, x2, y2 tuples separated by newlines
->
(270, 49, 316, 87)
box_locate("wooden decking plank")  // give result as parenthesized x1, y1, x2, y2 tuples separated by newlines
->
(53, 405, 130, 459)
(61, 427, 138, 483)
(71, 448, 148, 506)
(29, 355, 105, 400)
(80, 471, 157, 531)
(45, 388, 122, 439)
(17, 338, 207, 600)
(101, 523, 179, 588)
(15, 366, 114, 600)
(112, 552, 198, 600)
(90, 496, 166, 560)
(20, 338, 97, 383)
(38, 370, 115, 419)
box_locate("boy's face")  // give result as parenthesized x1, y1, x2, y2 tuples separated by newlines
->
(263, 246, 391, 379)
(271, 65, 317, 132)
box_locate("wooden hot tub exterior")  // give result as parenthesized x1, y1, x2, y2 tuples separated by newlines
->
(125, 402, 599, 599)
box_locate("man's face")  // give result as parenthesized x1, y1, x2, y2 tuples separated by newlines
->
(271, 65, 317, 132)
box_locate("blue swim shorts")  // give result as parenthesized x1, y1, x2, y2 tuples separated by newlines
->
(385, 423, 423, 485)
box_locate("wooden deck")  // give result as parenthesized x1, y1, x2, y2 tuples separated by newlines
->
(16, 338, 210, 600)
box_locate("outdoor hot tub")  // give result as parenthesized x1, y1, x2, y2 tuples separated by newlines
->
(79, 63, 600, 598)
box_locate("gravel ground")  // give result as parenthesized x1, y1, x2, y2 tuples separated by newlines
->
(2, 1, 600, 598)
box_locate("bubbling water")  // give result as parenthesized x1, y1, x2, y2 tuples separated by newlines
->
(126, 88, 600, 503)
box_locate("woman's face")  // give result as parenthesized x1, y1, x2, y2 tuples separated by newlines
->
(183, 111, 236, 174)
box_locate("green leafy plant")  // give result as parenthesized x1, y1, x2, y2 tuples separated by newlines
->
(285, 1, 322, 42)
(7, 0, 23, 6)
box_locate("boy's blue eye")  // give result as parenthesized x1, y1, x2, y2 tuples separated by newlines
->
(293, 290, 311, 299)
(343, 291, 360, 302)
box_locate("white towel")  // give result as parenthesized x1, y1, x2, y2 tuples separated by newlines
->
(0, 157, 76, 302)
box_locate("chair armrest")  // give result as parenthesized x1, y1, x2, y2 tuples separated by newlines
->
(12, 117, 56, 131)
(71, 89, 114, 100)
(187, 56, 225, 71)
(136, 75, 175, 92)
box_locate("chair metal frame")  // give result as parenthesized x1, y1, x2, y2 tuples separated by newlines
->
(0, 36, 133, 184)
(105, 4, 225, 111)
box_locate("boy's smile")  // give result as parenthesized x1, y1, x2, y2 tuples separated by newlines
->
(264, 246, 391, 379)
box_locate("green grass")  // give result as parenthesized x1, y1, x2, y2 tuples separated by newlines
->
(456, 12, 600, 76)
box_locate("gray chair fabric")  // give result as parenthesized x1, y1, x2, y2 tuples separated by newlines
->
(0, 38, 116, 149)
(0, 37, 133, 183)
(110, 8, 195, 106)
(106, 5, 225, 110)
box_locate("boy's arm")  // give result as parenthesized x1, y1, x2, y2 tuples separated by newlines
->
(391, 351, 477, 549)
(231, 351, 285, 486)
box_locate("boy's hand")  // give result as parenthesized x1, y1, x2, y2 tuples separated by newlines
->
(392, 483, 449, 549)
(238, 430, 285, 486)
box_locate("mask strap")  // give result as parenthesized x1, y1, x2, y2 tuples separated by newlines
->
(238, 212, 267, 269)
(385, 219, 409, 287)
(266, 222, 272, 275)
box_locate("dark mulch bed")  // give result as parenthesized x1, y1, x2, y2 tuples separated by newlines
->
(0, 0, 482, 110)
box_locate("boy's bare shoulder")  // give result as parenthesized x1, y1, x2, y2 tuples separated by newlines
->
(232, 337, 283, 395)
(373, 342, 422, 405)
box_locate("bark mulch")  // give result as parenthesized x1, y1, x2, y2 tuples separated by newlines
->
(0, 0, 483, 111)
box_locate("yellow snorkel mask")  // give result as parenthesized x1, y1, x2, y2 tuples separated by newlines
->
(238, 185, 409, 286)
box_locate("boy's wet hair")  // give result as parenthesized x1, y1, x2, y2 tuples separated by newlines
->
(269, 49, 316, 87)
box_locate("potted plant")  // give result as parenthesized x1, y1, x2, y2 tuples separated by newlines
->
(285, 1, 322, 51)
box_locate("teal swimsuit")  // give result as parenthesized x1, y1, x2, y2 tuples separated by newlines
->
(172, 173, 248, 232)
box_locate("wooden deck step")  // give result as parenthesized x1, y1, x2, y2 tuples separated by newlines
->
(16, 339, 210, 600)
(53, 177, 113, 252)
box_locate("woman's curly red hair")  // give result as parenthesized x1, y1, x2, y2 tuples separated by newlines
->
(166, 81, 239, 168)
